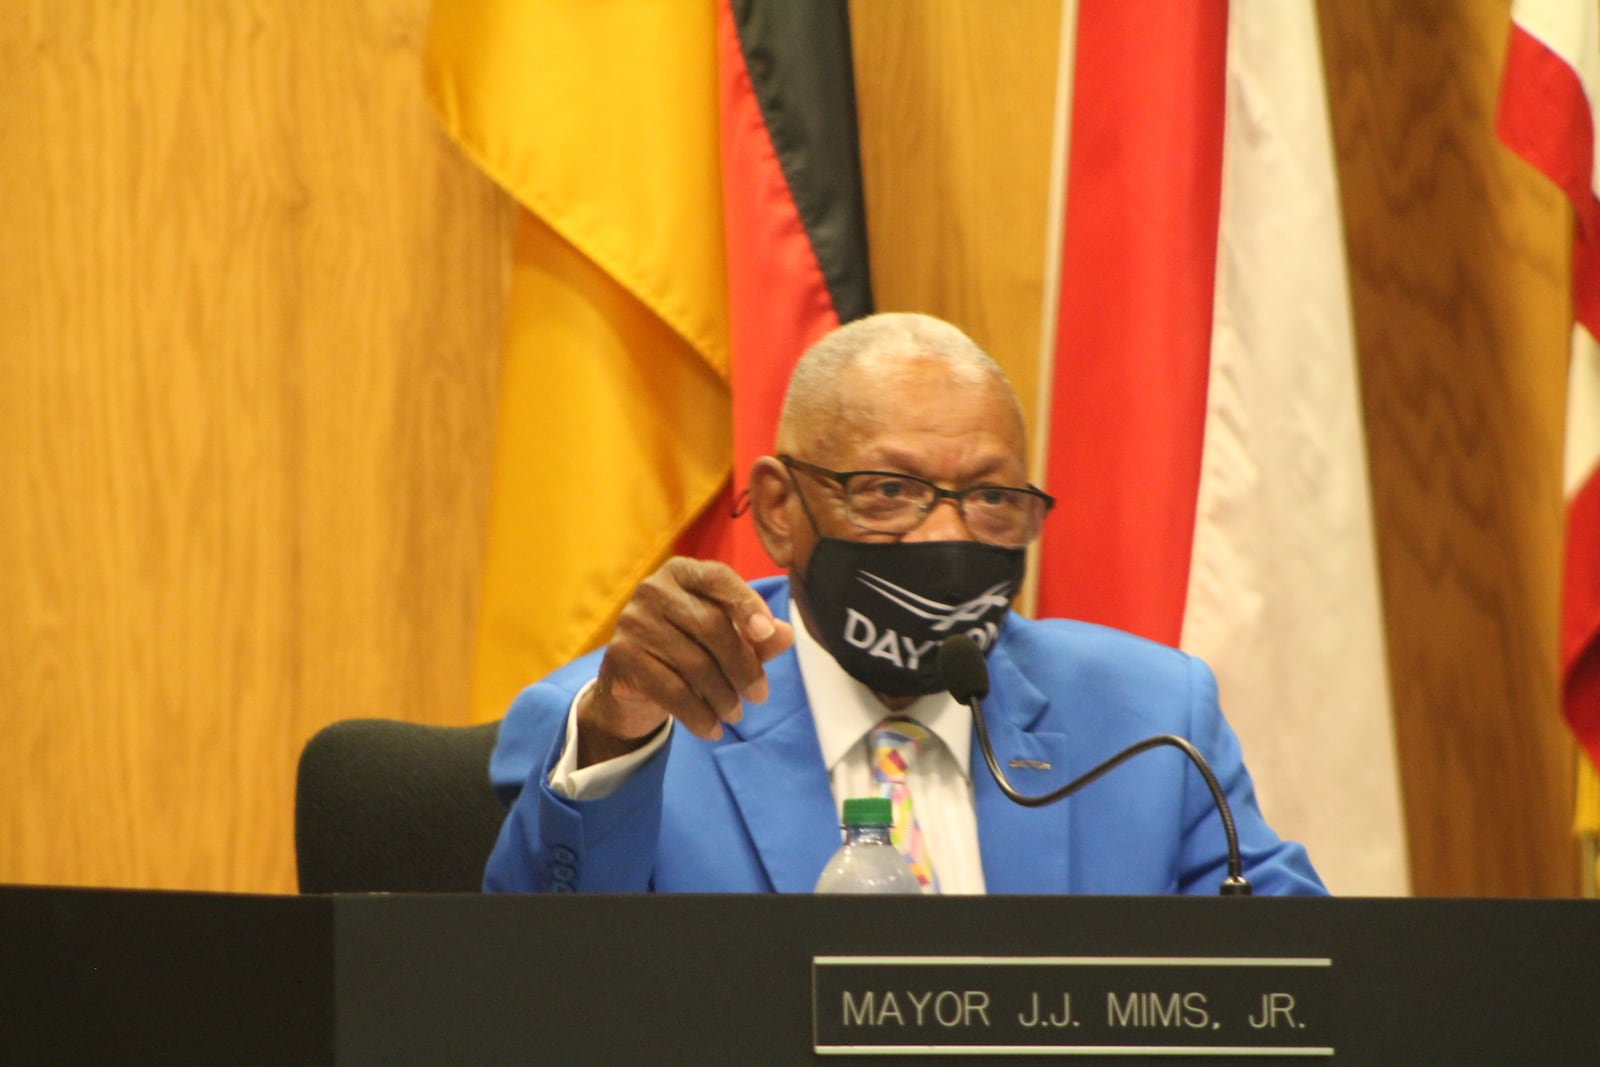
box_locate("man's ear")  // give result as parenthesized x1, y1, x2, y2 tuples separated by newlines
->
(749, 456, 797, 568)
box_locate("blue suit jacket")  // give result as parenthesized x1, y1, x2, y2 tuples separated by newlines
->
(484, 578, 1325, 896)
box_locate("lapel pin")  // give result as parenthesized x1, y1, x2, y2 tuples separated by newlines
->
(1008, 758, 1052, 771)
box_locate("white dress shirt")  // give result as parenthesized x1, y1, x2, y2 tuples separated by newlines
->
(546, 608, 987, 893)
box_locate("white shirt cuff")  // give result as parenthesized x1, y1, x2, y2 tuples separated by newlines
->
(546, 679, 673, 800)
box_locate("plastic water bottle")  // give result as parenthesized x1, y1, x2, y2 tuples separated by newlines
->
(814, 797, 921, 894)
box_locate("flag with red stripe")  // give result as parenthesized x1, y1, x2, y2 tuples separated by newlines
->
(1497, 0, 1600, 770)
(1036, 0, 1409, 894)
(1038, 1, 1224, 646)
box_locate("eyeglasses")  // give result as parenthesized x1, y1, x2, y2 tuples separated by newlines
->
(779, 454, 1055, 548)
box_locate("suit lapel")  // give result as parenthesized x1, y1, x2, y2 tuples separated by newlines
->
(974, 640, 1075, 893)
(709, 589, 1077, 894)
(712, 588, 840, 893)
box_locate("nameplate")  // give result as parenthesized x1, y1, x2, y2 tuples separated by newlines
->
(812, 955, 1333, 1057)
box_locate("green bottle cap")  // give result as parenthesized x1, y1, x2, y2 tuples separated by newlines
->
(841, 796, 893, 827)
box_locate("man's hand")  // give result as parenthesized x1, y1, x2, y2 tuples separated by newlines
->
(575, 558, 795, 767)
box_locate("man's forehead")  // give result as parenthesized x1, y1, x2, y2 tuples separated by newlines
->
(848, 438, 1022, 480)
(843, 348, 986, 386)
(781, 347, 1023, 456)
(829, 354, 1002, 418)
(812, 374, 1024, 471)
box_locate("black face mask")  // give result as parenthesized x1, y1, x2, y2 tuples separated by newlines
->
(797, 537, 1025, 697)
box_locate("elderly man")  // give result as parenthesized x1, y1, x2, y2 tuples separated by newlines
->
(484, 313, 1324, 896)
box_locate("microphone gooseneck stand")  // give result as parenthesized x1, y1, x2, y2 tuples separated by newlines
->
(937, 634, 1253, 896)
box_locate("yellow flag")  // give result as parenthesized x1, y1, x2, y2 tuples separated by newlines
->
(425, 1, 732, 721)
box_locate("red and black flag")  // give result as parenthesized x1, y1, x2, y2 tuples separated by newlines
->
(686, 0, 876, 571)
(425, 0, 873, 719)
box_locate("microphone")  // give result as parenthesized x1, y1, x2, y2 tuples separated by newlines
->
(937, 634, 1252, 896)
(939, 632, 991, 702)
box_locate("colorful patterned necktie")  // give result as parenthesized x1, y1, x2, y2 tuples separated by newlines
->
(870, 716, 940, 893)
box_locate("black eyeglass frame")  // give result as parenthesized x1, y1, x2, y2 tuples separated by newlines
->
(778, 453, 1056, 546)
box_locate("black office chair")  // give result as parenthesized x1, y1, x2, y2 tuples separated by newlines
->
(294, 718, 507, 893)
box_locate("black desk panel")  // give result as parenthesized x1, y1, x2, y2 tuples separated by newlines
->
(4, 888, 1597, 1066)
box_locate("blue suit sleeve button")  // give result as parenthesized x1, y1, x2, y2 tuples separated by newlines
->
(552, 846, 577, 865)
(551, 863, 576, 881)
(550, 881, 575, 893)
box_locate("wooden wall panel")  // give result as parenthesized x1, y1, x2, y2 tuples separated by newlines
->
(849, 0, 1062, 440)
(0, 0, 509, 892)
(1318, 0, 1577, 895)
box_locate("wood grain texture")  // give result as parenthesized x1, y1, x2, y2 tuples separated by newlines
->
(1318, 0, 1577, 895)
(0, 0, 509, 892)
(849, 0, 1061, 440)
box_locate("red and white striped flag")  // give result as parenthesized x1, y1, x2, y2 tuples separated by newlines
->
(1036, 0, 1409, 894)
(1498, 0, 1600, 773)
